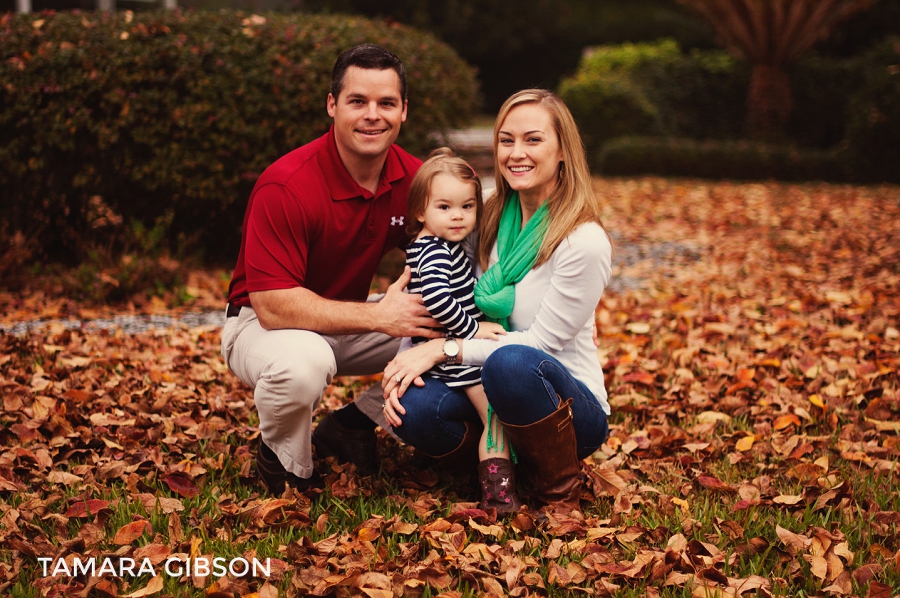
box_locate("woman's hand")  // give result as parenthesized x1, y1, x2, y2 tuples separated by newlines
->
(381, 338, 446, 421)
(474, 322, 507, 340)
(382, 386, 405, 428)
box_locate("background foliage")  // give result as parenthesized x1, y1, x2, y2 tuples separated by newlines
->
(559, 38, 900, 182)
(240, 0, 721, 111)
(0, 10, 478, 266)
(180, 0, 900, 113)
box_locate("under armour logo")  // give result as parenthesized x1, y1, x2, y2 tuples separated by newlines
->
(391, 216, 404, 226)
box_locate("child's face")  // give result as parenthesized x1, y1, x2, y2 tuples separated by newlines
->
(417, 173, 478, 243)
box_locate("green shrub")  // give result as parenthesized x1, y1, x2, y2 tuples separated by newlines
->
(559, 40, 748, 154)
(845, 37, 900, 182)
(561, 38, 900, 182)
(597, 137, 849, 182)
(636, 48, 748, 141)
(558, 40, 678, 149)
(0, 10, 478, 264)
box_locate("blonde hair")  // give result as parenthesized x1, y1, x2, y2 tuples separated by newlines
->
(406, 147, 483, 237)
(478, 89, 606, 271)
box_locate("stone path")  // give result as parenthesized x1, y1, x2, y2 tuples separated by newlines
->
(438, 126, 496, 196)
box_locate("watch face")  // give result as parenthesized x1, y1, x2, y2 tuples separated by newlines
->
(444, 338, 460, 357)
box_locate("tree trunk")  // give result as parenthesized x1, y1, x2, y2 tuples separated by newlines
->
(747, 64, 793, 139)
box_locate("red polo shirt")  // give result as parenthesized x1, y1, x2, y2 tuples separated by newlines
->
(227, 127, 421, 307)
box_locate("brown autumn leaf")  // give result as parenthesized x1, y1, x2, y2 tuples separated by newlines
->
(386, 521, 418, 534)
(122, 576, 163, 598)
(480, 576, 505, 597)
(47, 470, 82, 485)
(696, 475, 731, 491)
(773, 414, 802, 430)
(866, 581, 893, 598)
(729, 575, 770, 595)
(776, 525, 811, 556)
(162, 472, 200, 497)
(134, 493, 184, 514)
(852, 563, 883, 586)
(93, 578, 119, 598)
(772, 494, 804, 506)
(357, 526, 381, 542)
(804, 554, 828, 580)
(592, 465, 629, 495)
(65, 499, 110, 518)
(257, 583, 279, 598)
(356, 571, 392, 598)
(468, 518, 503, 538)
(547, 561, 571, 587)
(134, 543, 171, 565)
(506, 556, 524, 590)
(113, 520, 151, 545)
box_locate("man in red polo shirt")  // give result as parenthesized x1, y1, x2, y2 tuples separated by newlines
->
(222, 44, 441, 493)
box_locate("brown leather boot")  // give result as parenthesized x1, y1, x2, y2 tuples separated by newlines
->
(478, 457, 523, 517)
(500, 398, 582, 512)
(256, 441, 323, 495)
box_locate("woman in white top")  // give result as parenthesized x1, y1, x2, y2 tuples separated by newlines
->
(381, 89, 612, 513)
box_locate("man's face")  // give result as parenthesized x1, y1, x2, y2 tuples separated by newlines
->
(327, 66, 407, 163)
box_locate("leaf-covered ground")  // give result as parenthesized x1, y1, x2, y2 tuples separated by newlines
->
(1, 178, 899, 598)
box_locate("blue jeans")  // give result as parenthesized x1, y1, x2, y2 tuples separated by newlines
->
(392, 345, 609, 460)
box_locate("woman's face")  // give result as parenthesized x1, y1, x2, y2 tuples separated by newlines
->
(496, 103, 563, 202)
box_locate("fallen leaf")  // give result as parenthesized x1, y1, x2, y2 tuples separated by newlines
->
(626, 322, 651, 334)
(735, 435, 755, 451)
(114, 520, 151, 544)
(773, 495, 804, 505)
(66, 499, 110, 518)
(122, 576, 163, 597)
(162, 472, 200, 497)
(48, 471, 83, 485)
(696, 411, 730, 424)
(773, 414, 801, 430)
(776, 525, 811, 555)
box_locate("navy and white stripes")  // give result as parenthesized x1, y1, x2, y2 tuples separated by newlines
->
(406, 235, 483, 386)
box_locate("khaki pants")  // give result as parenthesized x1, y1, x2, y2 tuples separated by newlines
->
(220, 306, 399, 478)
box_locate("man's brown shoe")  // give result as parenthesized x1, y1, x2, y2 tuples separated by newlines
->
(256, 441, 323, 494)
(311, 411, 377, 473)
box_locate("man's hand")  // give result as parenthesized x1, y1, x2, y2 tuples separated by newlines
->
(375, 266, 442, 338)
(474, 321, 507, 340)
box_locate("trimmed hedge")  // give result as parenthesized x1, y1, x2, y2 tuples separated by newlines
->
(0, 10, 478, 263)
(559, 38, 900, 182)
(558, 40, 747, 151)
(597, 137, 849, 182)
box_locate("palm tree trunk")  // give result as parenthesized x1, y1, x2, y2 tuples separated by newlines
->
(747, 64, 793, 139)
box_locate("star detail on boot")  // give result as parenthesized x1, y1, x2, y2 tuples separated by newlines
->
(499, 489, 506, 498)
(488, 463, 499, 474)
(485, 491, 491, 500)
(501, 477, 509, 487)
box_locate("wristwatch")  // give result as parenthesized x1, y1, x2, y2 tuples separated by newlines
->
(443, 337, 460, 365)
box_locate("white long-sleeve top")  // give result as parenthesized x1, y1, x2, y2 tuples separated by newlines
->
(463, 221, 612, 414)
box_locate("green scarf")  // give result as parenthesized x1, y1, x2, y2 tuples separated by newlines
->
(474, 192, 549, 460)
(474, 192, 550, 331)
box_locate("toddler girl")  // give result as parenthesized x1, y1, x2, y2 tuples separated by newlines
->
(404, 148, 522, 516)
